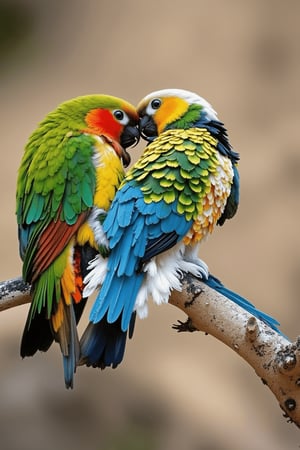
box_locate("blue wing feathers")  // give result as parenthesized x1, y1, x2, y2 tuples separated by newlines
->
(109, 275, 143, 330)
(155, 201, 171, 219)
(89, 270, 115, 322)
(145, 214, 160, 226)
(133, 228, 148, 259)
(135, 196, 155, 213)
(91, 272, 143, 332)
(117, 181, 138, 202)
(106, 278, 129, 323)
(102, 203, 118, 236)
(90, 236, 143, 331)
(160, 212, 190, 235)
(90, 183, 194, 335)
(132, 216, 145, 247)
(117, 201, 135, 228)
(115, 232, 136, 275)
(120, 276, 144, 330)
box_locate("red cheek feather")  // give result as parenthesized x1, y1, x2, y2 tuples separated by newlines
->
(85, 108, 122, 139)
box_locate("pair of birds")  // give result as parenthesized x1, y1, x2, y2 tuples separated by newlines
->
(16, 89, 281, 388)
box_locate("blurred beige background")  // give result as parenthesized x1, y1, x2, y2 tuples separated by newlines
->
(1, 0, 300, 448)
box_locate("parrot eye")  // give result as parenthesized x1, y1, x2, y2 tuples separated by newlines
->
(150, 99, 161, 110)
(113, 110, 124, 121)
(113, 109, 130, 125)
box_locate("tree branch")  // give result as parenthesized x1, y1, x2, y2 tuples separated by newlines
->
(0, 277, 31, 311)
(169, 274, 300, 428)
(0, 275, 299, 427)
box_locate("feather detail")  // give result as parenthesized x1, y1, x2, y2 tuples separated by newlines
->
(82, 253, 108, 298)
(31, 212, 88, 281)
(52, 297, 80, 389)
(72, 246, 83, 303)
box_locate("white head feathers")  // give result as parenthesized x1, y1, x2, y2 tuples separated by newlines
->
(138, 88, 218, 121)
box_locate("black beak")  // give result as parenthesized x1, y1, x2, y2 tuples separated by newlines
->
(139, 115, 158, 142)
(120, 124, 140, 149)
(119, 124, 140, 167)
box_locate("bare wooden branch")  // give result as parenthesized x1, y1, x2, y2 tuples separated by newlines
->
(169, 273, 300, 428)
(0, 274, 299, 427)
(0, 277, 31, 311)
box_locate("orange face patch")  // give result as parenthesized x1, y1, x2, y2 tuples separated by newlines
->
(85, 108, 122, 139)
(155, 97, 189, 133)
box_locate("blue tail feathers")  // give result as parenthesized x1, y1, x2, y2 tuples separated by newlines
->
(203, 274, 282, 334)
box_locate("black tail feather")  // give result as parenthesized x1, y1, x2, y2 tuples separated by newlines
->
(79, 312, 136, 369)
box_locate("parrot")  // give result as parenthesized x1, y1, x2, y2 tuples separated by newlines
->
(136, 89, 281, 334)
(79, 88, 240, 368)
(16, 94, 139, 388)
(80, 88, 282, 369)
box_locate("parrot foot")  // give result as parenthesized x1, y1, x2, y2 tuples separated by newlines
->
(179, 256, 209, 280)
(172, 317, 198, 333)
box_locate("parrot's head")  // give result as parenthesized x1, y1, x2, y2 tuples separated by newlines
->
(58, 95, 140, 167)
(137, 88, 218, 141)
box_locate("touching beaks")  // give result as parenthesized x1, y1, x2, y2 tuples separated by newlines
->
(139, 115, 158, 142)
(120, 124, 140, 149)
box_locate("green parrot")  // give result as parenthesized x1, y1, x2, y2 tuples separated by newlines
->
(16, 94, 139, 388)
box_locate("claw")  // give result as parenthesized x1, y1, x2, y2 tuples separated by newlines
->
(172, 318, 198, 333)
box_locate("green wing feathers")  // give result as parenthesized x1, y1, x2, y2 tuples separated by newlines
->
(17, 133, 97, 283)
(17, 132, 96, 227)
(125, 128, 220, 221)
(17, 131, 97, 383)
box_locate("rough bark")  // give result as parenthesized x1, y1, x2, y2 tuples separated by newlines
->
(0, 274, 299, 427)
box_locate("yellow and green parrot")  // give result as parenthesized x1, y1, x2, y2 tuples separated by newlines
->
(16, 94, 139, 388)
(80, 88, 281, 370)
